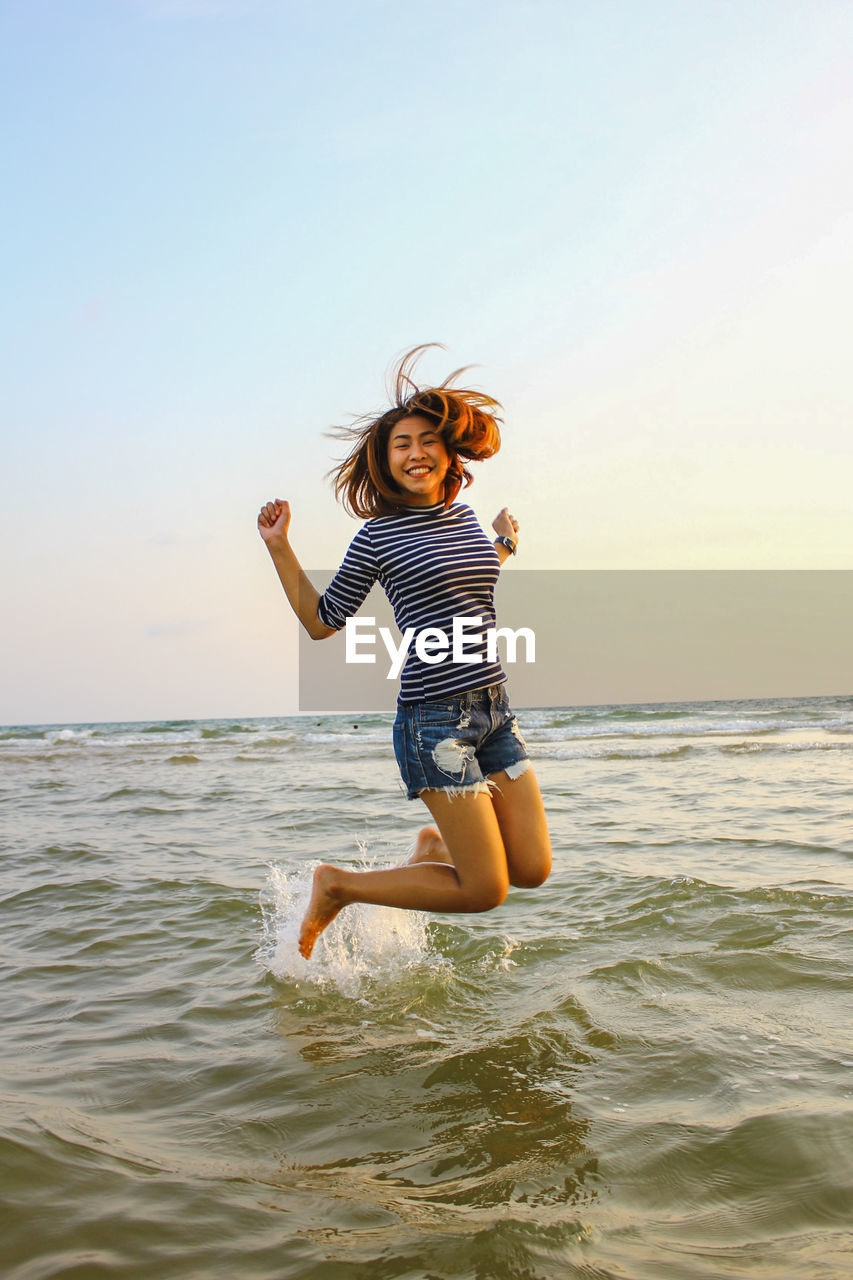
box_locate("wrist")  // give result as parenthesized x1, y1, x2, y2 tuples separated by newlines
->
(494, 534, 517, 555)
(265, 532, 291, 558)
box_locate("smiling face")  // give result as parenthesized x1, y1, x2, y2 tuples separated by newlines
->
(386, 414, 451, 506)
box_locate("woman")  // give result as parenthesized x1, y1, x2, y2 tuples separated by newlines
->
(258, 345, 551, 959)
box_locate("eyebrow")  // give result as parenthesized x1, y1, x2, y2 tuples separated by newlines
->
(390, 427, 439, 443)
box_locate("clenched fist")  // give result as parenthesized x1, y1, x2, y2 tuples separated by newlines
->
(257, 498, 291, 545)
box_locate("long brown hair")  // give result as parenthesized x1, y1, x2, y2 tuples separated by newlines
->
(326, 344, 502, 518)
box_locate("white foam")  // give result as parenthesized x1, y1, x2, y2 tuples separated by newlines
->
(256, 848, 438, 996)
(50, 727, 96, 743)
(525, 714, 848, 743)
(302, 731, 387, 745)
(544, 742, 691, 761)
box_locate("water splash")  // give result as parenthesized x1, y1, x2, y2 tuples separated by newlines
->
(256, 846, 437, 996)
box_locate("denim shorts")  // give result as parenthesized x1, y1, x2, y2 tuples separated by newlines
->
(393, 682, 531, 800)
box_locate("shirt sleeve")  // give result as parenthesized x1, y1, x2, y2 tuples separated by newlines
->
(316, 525, 380, 632)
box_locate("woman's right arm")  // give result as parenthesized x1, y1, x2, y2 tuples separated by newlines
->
(257, 499, 336, 640)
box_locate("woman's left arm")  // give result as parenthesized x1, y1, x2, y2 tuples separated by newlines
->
(491, 506, 519, 565)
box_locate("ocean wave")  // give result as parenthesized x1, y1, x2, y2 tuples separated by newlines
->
(525, 716, 831, 742)
(302, 730, 388, 745)
(199, 724, 256, 739)
(97, 787, 181, 802)
(543, 742, 694, 761)
(721, 739, 853, 754)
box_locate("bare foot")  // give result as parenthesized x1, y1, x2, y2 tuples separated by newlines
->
(298, 864, 345, 959)
(404, 825, 453, 867)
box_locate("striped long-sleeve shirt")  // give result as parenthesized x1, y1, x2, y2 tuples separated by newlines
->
(317, 501, 506, 703)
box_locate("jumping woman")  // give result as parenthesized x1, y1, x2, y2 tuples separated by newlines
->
(257, 345, 551, 959)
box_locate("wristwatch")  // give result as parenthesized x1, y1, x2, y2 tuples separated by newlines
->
(495, 535, 517, 555)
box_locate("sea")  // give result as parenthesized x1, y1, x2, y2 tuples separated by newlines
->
(2, 693, 852, 1280)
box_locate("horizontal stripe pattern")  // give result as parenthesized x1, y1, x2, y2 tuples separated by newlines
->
(317, 502, 506, 702)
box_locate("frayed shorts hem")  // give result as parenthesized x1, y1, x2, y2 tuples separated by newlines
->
(414, 778, 497, 802)
(411, 757, 532, 802)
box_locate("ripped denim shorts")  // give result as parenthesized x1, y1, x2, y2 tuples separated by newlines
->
(392, 682, 531, 801)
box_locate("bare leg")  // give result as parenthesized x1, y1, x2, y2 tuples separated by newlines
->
(298, 791, 509, 958)
(298, 767, 551, 959)
(488, 768, 552, 888)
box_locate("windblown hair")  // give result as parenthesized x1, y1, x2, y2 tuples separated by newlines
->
(327, 344, 502, 518)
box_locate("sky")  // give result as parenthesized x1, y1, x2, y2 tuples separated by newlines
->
(1, 0, 851, 724)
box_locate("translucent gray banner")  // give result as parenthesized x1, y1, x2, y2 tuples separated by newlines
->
(298, 571, 853, 712)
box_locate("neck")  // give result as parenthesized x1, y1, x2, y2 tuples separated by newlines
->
(400, 494, 444, 508)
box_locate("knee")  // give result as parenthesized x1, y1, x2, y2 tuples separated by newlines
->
(510, 850, 552, 890)
(511, 867, 551, 889)
(462, 876, 509, 913)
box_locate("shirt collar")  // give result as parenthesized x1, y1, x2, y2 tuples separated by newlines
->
(393, 499, 450, 516)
